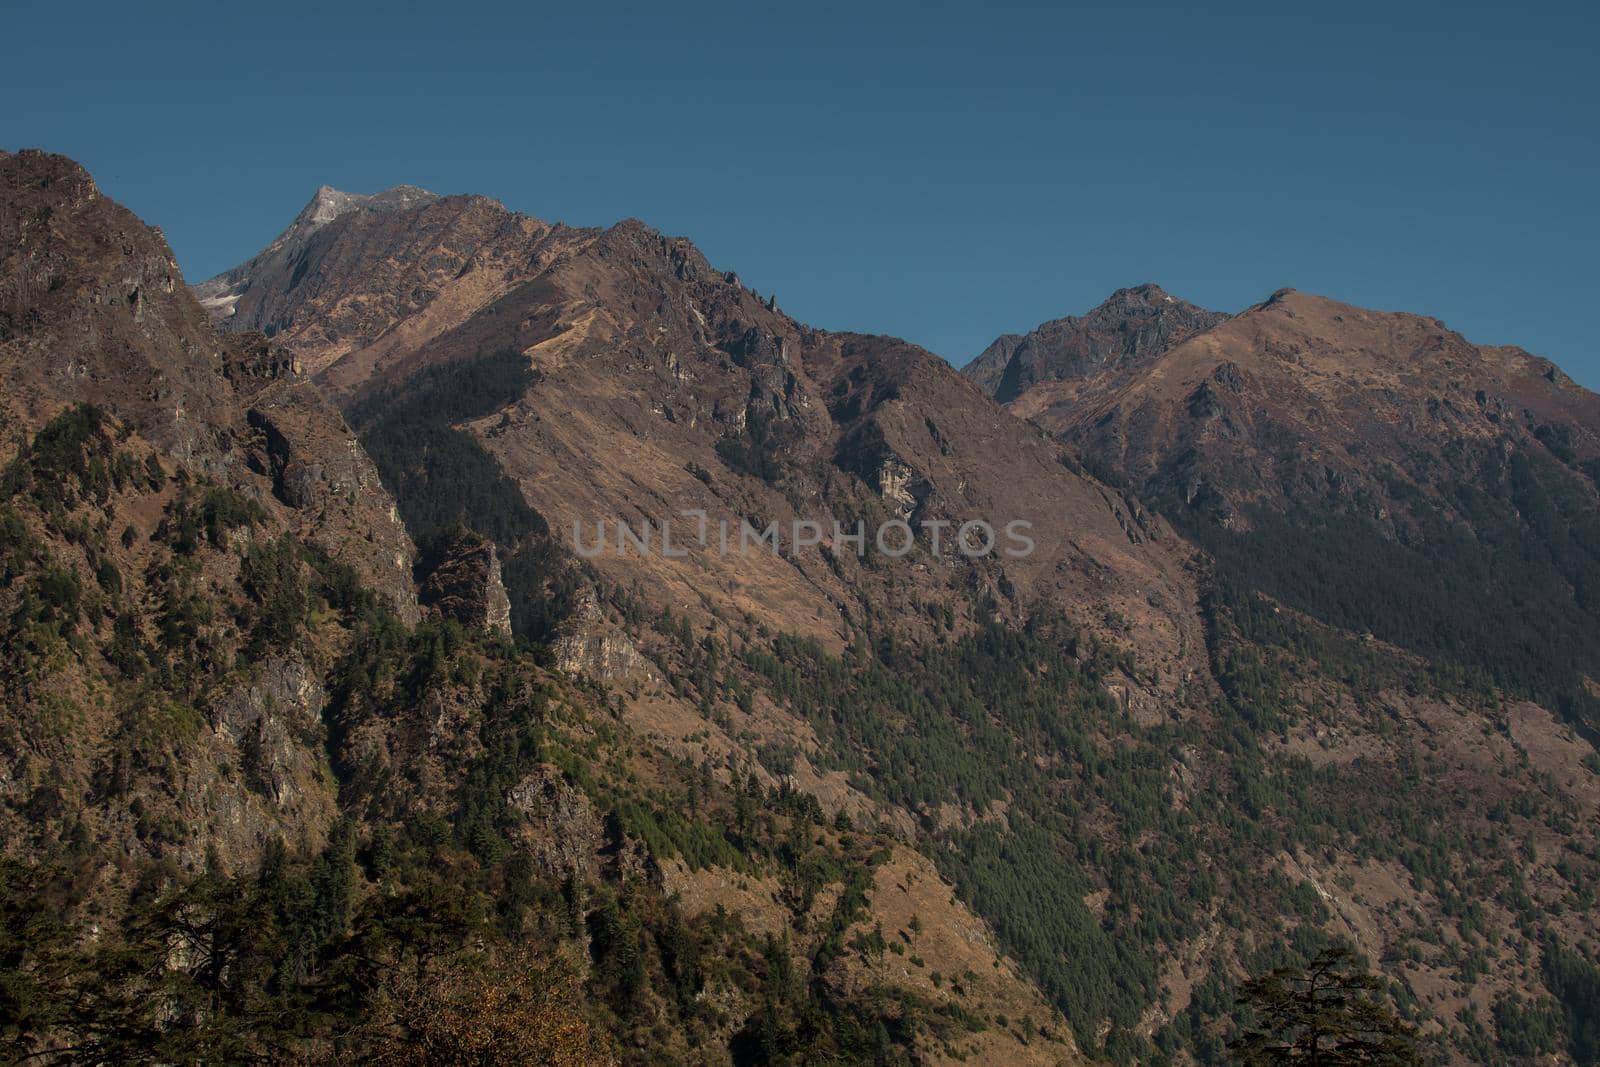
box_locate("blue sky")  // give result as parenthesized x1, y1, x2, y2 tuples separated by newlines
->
(6, 0, 1597, 383)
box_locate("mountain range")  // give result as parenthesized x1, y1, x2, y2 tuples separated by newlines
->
(3, 150, 1598, 1065)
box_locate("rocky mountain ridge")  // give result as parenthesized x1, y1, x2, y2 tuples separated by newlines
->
(193, 182, 442, 325)
(207, 181, 1205, 676)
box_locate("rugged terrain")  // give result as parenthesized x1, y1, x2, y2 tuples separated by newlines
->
(204, 189, 1201, 662)
(192, 180, 1600, 1063)
(2, 152, 1597, 1065)
(968, 285, 1600, 1059)
(1, 152, 1081, 1066)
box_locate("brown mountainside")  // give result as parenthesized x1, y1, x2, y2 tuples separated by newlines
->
(207, 184, 1205, 677)
(992, 285, 1600, 716)
(197, 180, 1600, 1064)
(1007, 286, 1600, 515)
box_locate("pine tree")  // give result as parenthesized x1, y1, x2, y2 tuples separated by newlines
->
(1231, 946, 1421, 1065)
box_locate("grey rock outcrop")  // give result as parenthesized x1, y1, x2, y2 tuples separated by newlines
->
(419, 529, 513, 636)
(551, 587, 658, 684)
(508, 764, 603, 880)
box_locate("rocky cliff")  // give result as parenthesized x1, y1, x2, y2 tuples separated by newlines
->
(418, 528, 513, 636)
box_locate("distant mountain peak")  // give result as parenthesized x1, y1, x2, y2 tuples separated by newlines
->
(1106, 281, 1175, 303)
(194, 182, 443, 321)
(963, 284, 1229, 403)
(298, 182, 439, 228)
(281, 183, 443, 249)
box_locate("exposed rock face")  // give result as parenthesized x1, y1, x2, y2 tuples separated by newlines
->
(210, 655, 330, 812)
(874, 455, 923, 519)
(223, 332, 303, 383)
(419, 529, 513, 636)
(963, 283, 1229, 404)
(507, 764, 604, 880)
(485, 571, 513, 636)
(240, 382, 419, 621)
(551, 588, 658, 684)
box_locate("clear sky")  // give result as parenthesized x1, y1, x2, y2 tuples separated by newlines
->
(6, 0, 1597, 383)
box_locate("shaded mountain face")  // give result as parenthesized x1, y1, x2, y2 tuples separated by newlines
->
(963, 283, 1229, 404)
(998, 284, 1600, 723)
(197, 183, 1600, 1066)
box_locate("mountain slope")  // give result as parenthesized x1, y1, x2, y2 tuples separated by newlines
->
(211, 186, 1207, 675)
(201, 185, 1600, 1064)
(1005, 286, 1600, 723)
(1, 149, 418, 618)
